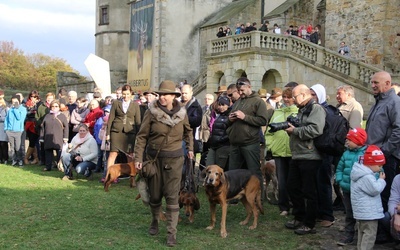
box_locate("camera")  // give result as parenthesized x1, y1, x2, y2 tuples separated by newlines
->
(268, 115, 300, 133)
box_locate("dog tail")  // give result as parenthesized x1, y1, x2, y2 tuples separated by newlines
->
(257, 189, 264, 215)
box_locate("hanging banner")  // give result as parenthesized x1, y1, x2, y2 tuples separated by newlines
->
(127, 0, 154, 93)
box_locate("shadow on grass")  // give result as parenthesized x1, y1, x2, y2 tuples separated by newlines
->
(0, 164, 322, 249)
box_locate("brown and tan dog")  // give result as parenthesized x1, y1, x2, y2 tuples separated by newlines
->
(260, 159, 278, 202)
(204, 165, 264, 238)
(178, 190, 200, 223)
(104, 161, 137, 192)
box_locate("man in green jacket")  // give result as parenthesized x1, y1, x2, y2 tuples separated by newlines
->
(227, 77, 268, 186)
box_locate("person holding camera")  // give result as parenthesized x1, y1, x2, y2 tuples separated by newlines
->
(227, 77, 268, 187)
(283, 84, 326, 235)
(5, 95, 27, 166)
(61, 124, 98, 180)
(265, 87, 299, 216)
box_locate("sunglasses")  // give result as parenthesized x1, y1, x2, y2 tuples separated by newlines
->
(228, 90, 237, 97)
(236, 81, 249, 86)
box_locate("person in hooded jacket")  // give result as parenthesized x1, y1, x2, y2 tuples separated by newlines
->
(310, 83, 337, 227)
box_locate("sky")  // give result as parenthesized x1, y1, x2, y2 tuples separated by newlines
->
(0, 0, 95, 77)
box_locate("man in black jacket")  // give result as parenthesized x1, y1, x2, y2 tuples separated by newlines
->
(181, 84, 203, 153)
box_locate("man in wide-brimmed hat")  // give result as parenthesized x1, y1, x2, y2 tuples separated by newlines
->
(214, 85, 227, 96)
(268, 87, 282, 109)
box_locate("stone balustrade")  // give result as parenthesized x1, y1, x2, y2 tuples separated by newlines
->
(208, 31, 382, 88)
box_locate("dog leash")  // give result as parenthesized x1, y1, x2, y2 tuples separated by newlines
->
(115, 147, 134, 159)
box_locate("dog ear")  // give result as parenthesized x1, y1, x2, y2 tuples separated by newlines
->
(219, 171, 226, 185)
(179, 196, 183, 208)
(194, 196, 200, 210)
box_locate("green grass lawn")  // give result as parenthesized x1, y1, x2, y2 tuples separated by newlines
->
(0, 164, 322, 249)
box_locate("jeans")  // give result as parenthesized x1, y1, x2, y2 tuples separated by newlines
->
(6, 131, 23, 161)
(287, 159, 320, 228)
(274, 157, 291, 212)
(96, 144, 103, 172)
(62, 152, 96, 177)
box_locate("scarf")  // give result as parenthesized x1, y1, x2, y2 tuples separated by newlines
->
(157, 99, 181, 117)
(73, 132, 92, 146)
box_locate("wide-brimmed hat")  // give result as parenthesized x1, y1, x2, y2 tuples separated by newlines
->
(214, 86, 227, 94)
(143, 88, 158, 96)
(271, 87, 282, 98)
(156, 80, 181, 97)
(258, 89, 267, 98)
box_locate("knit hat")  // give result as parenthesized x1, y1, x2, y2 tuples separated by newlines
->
(156, 80, 181, 97)
(363, 145, 386, 166)
(346, 128, 367, 146)
(217, 96, 230, 106)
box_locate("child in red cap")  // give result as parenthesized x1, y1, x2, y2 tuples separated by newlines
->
(351, 144, 386, 250)
(336, 128, 368, 246)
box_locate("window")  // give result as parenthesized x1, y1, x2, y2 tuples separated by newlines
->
(99, 6, 109, 25)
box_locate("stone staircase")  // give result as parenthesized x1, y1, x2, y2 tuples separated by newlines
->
(192, 31, 397, 96)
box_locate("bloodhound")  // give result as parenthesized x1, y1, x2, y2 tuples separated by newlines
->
(179, 190, 200, 223)
(204, 165, 264, 238)
(104, 161, 137, 192)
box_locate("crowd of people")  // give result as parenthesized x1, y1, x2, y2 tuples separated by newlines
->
(217, 21, 352, 54)
(3, 70, 400, 248)
(197, 71, 400, 249)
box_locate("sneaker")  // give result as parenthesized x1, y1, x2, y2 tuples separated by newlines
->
(18, 160, 23, 167)
(11, 160, 17, 166)
(294, 226, 316, 235)
(285, 220, 302, 229)
(99, 178, 105, 183)
(337, 236, 353, 246)
(280, 211, 289, 216)
(320, 220, 335, 227)
(113, 178, 119, 184)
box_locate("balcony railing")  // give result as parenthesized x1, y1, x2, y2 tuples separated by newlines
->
(208, 31, 382, 88)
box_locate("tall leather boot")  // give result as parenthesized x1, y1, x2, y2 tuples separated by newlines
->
(24, 147, 34, 165)
(166, 204, 179, 247)
(31, 147, 39, 165)
(149, 203, 162, 235)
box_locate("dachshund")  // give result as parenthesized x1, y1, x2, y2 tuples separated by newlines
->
(260, 159, 278, 203)
(204, 165, 264, 238)
(104, 161, 137, 192)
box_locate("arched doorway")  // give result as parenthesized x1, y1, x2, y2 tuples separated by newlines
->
(261, 69, 283, 94)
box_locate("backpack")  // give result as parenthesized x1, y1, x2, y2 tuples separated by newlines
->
(313, 104, 349, 156)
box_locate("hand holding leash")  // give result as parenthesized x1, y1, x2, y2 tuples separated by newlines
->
(135, 162, 142, 170)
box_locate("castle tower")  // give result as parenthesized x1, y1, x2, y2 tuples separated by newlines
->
(95, 0, 130, 91)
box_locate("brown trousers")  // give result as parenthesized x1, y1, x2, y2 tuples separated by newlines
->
(148, 156, 184, 206)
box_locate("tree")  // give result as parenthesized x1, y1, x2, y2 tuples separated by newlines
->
(0, 41, 85, 92)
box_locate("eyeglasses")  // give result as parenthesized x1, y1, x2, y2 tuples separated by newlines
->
(31, 96, 38, 98)
(292, 93, 302, 100)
